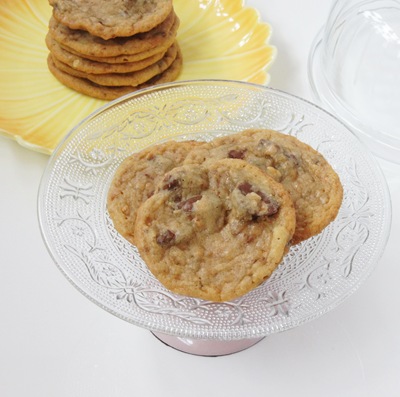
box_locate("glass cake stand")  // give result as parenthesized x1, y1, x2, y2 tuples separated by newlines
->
(38, 80, 391, 356)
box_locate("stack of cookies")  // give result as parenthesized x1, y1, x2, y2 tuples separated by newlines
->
(46, 0, 182, 100)
(107, 129, 344, 302)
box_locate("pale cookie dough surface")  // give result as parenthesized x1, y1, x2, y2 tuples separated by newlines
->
(134, 159, 296, 302)
(107, 140, 202, 245)
(49, 0, 173, 40)
(184, 129, 343, 244)
(48, 12, 178, 58)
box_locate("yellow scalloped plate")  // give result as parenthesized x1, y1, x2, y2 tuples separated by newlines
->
(0, 0, 276, 154)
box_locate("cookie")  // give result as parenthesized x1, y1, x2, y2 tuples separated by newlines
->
(49, 0, 173, 40)
(47, 47, 182, 100)
(46, 33, 167, 74)
(49, 41, 178, 87)
(48, 12, 178, 58)
(59, 41, 172, 64)
(107, 140, 203, 245)
(134, 159, 296, 302)
(184, 129, 343, 244)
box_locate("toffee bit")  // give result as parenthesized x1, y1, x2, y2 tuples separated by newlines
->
(258, 139, 270, 146)
(284, 152, 299, 166)
(258, 139, 280, 155)
(177, 195, 202, 211)
(156, 230, 176, 246)
(228, 149, 246, 159)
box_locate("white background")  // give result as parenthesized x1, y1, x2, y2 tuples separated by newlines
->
(1, 0, 400, 396)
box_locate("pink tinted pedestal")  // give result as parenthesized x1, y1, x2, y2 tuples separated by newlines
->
(152, 332, 265, 356)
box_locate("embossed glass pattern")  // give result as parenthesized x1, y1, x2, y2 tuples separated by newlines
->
(38, 80, 391, 340)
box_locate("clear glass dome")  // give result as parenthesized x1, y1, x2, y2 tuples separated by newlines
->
(309, 0, 400, 163)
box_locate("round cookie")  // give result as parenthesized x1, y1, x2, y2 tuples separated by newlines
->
(47, 48, 183, 100)
(50, 41, 178, 86)
(134, 159, 296, 302)
(184, 129, 343, 245)
(49, 0, 173, 40)
(48, 12, 178, 58)
(107, 140, 203, 245)
(46, 34, 167, 74)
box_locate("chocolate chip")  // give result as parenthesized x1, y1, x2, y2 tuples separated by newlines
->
(156, 230, 176, 246)
(255, 190, 280, 215)
(254, 189, 270, 204)
(238, 181, 253, 195)
(228, 149, 246, 159)
(177, 195, 202, 211)
(162, 176, 180, 190)
(173, 194, 182, 203)
(237, 181, 280, 216)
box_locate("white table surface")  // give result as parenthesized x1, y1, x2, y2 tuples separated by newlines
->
(1, 1, 400, 396)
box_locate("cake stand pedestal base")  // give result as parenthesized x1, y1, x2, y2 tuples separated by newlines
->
(152, 331, 265, 356)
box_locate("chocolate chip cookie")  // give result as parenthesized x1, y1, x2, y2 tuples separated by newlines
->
(47, 47, 182, 100)
(46, 34, 167, 74)
(107, 139, 202, 245)
(49, 0, 173, 40)
(184, 129, 343, 244)
(47, 11, 178, 58)
(134, 159, 296, 302)
(50, 41, 178, 86)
